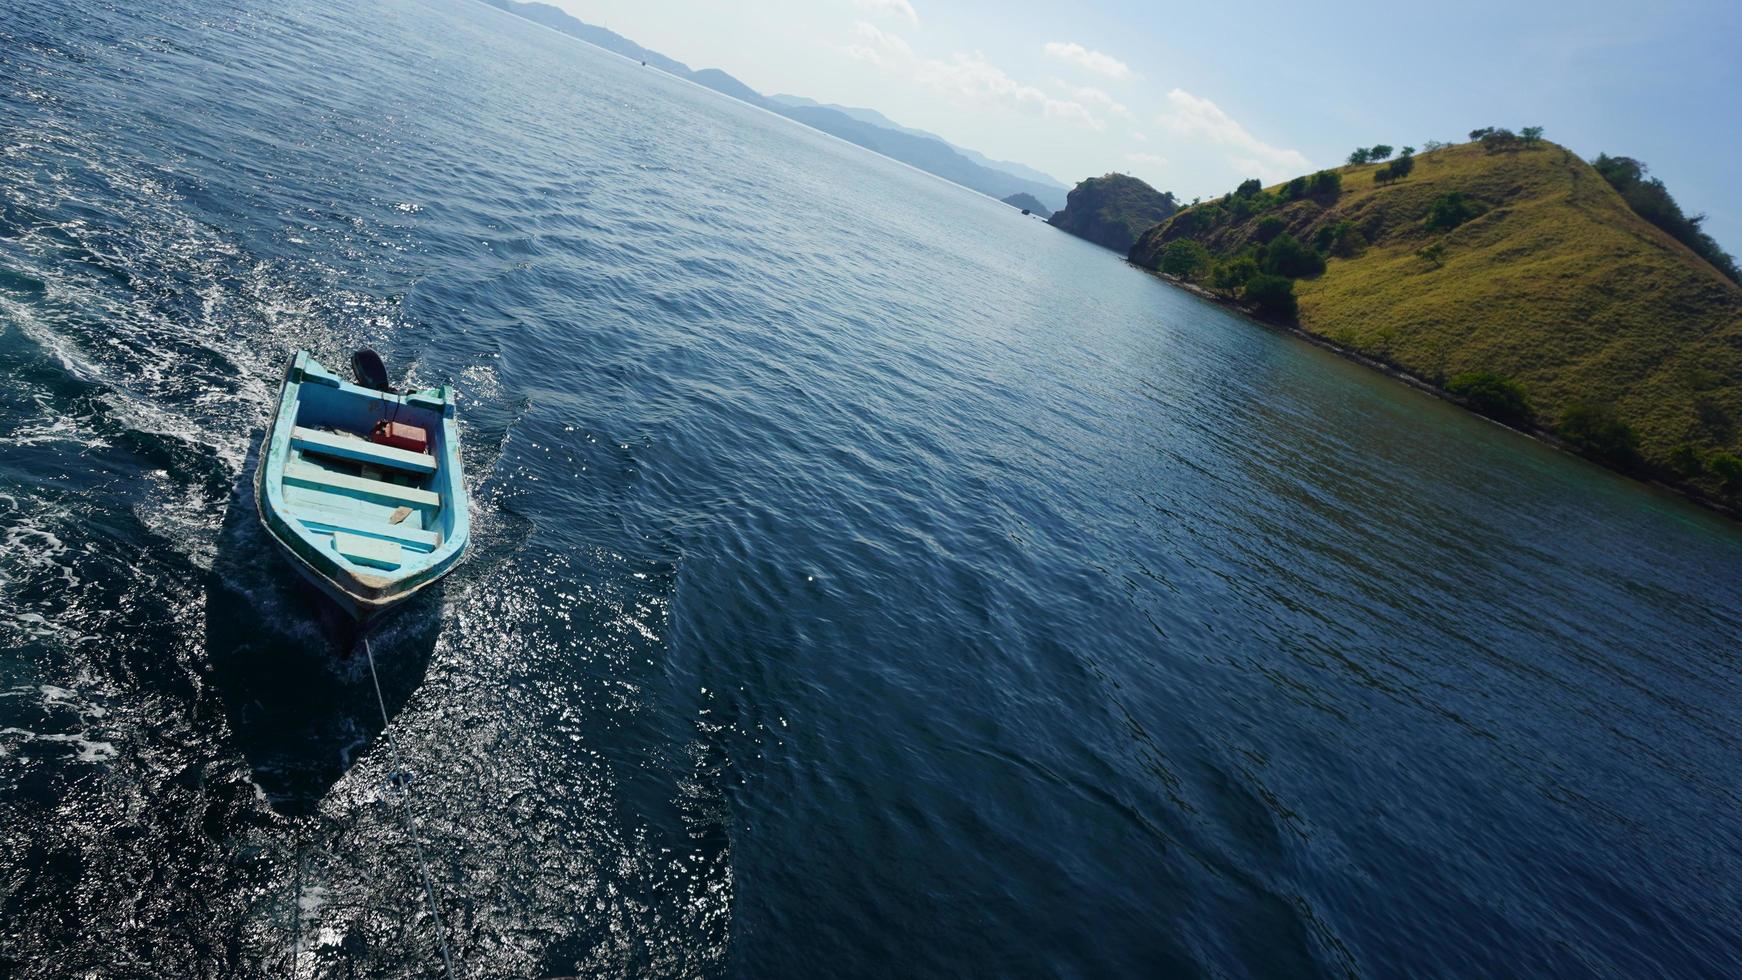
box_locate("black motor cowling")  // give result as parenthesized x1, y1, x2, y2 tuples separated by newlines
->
(351, 349, 393, 392)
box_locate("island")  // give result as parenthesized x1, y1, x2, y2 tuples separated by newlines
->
(1046, 174, 1178, 254)
(1120, 134, 1742, 514)
(1000, 193, 1052, 219)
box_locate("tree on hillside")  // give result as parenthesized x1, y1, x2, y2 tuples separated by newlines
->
(1369, 145, 1394, 161)
(1447, 372, 1533, 426)
(1236, 178, 1263, 198)
(1168, 207, 1222, 238)
(1427, 191, 1483, 230)
(1469, 127, 1496, 141)
(1559, 403, 1642, 470)
(1242, 273, 1298, 320)
(1481, 128, 1520, 153)
(1348, 148, 1372, 165)
(1159, 239, 1212, 278)
(1281, 175, 1310, 201)
(1521, 126, 1545, 146)
(1210, 256, 1259, 291)
(1711, 453, 1742, 495)
(1591, 153, 1742, 284)
(1400, 146, 1416, 157)
(1315, 220, 1364, 257)
(1422, 139, 1451, 153)
(1260, 234, 1326, 278)
(1310, 170, 1342, 196)
(1374, 154, 1415, 184)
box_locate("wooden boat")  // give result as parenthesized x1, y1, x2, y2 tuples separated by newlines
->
(254, 351, 469, 621)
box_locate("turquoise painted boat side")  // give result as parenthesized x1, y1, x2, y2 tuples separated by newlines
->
(253, 351, 470, 620)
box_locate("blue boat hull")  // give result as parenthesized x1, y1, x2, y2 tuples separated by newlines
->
(253, 351, 470, 621)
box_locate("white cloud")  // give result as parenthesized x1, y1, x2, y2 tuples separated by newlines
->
(916, 55, 1101, 128)
(845, 20, 914, 66)
(1157, 89, 1310, 181)
(853, 0, 918, 27)
(1043, 41, 1133, 81)
(1061, 83, 1131, 119)
(849, 24, 1102, 130)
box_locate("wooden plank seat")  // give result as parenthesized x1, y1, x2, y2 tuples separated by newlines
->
(291, 425, 437, 474)
(332, 530, 403, 570)
(284, 460, 441, 510)
(292, 502, 441, 549)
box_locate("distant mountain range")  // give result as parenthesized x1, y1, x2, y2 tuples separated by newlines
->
(478, 0, 1068, 213)
(766, 95, 1066, 191)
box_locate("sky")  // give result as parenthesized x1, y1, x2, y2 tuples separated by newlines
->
(552, 0, 1742, 253)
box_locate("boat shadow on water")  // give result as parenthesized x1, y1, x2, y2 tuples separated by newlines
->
(204, 433, 443, 817)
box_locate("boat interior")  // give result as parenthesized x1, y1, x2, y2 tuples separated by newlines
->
(279, 381, 453, 577)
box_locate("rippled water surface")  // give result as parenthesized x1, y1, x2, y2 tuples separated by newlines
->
(3, 1, 1741, 976)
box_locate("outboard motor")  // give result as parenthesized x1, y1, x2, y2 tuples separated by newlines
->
(351, 348, 393, 392)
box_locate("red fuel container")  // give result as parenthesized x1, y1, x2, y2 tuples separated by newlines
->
(372, 420, 430, 455)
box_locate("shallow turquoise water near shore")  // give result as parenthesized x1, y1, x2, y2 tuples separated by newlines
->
(3, 0, 1741, 976)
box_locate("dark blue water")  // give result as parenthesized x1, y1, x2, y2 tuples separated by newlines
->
(3, 1, 1741, 976)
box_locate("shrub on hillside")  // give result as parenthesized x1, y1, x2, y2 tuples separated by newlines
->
(1235, 178, 1263, 198)
(1260, 234, 1326, 278)
(1167, 208, 1221, 238)
(1254, 215, 1287, 244)
(1281, 175, 1310, 201)
(1592, 153, 1741, 284)
(1242, 274, 1298, 320)
(1672, 445, 1700, 476)
(1350, 144, 1397, 165)
(1374, 154, 1415, 184)
(1310, 170, 1342, 196)
(1159, 239, 1212, 278)
(1669, 443, 1706, 477)
(1693, 395, 1733, 439)
(1227, 190, 1281, 221)
(1481, 128, 1520, 153)
(1558, 403, 1641, 469)
(1710, 452, 1742, 492)
(1468, 126, 1541, 151)
(1427, 191, 1483, 231)
(1314, 220, 1365, 257)
(1446, 371, 1533, 426)
(1210, 256, 1259, 291)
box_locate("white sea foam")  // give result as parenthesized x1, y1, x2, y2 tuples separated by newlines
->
(0, 496, 80, 637)
(0, 726, 117, 763)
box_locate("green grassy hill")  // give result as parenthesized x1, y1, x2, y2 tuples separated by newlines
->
(1130, 141, 1742, 508)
